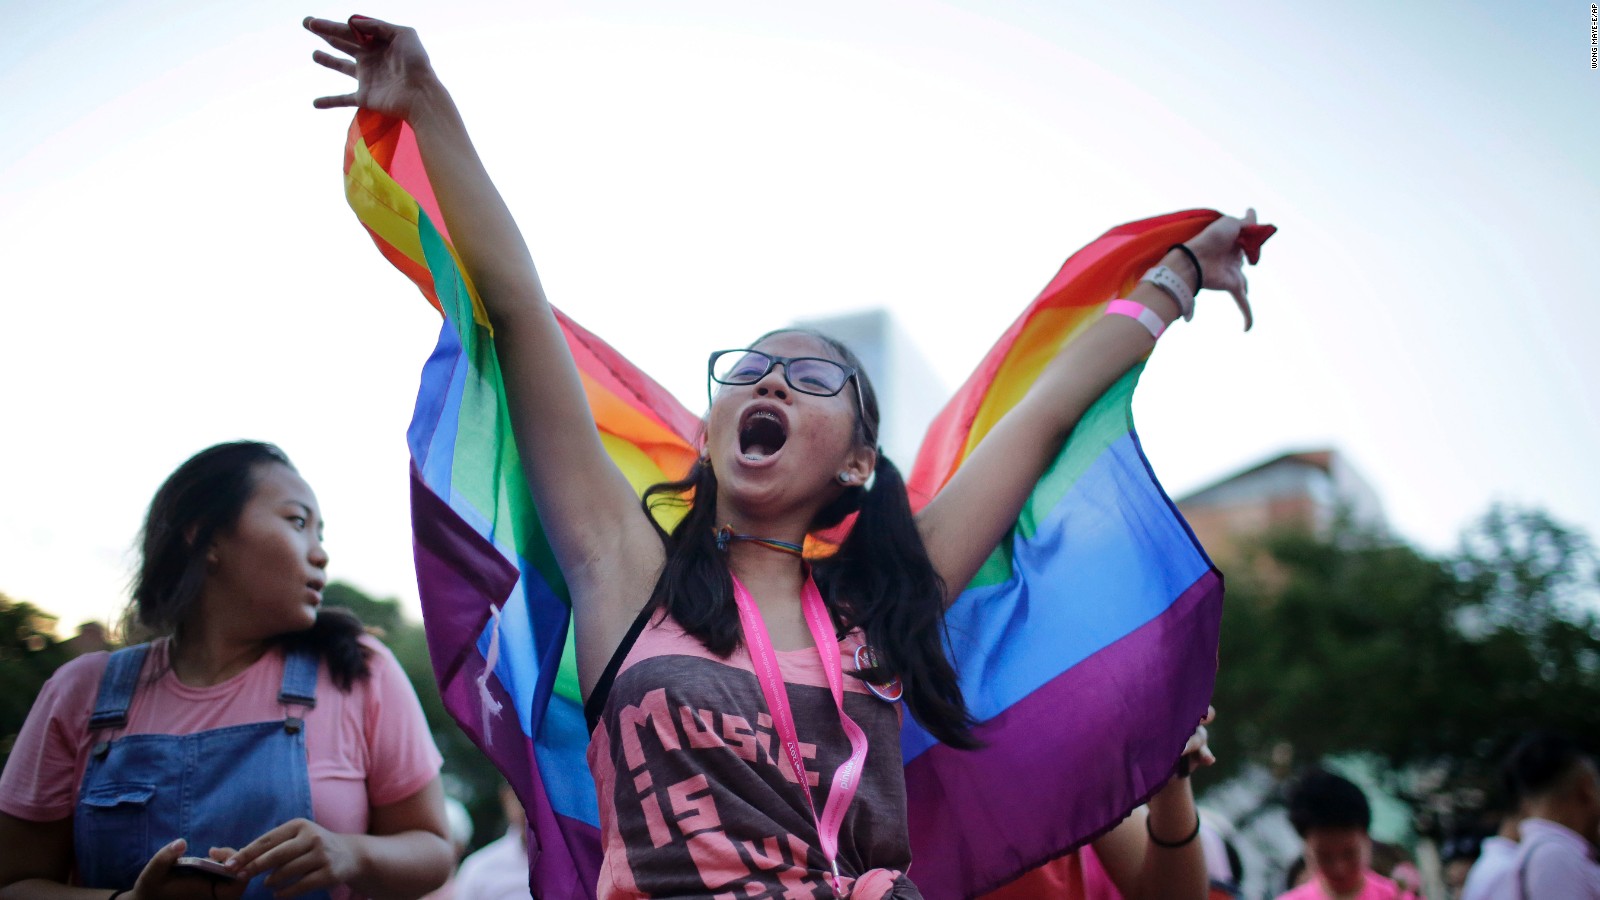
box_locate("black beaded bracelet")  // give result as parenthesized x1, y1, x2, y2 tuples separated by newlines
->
(1147, 812, 1202, 848)
(1167, 243, 1204, 293)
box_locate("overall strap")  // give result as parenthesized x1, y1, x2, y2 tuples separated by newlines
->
(278, 647, 320, 709)
(88, 644, 151, 730)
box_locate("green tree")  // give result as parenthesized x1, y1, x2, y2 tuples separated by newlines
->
(323, 582, 404, 637)
(1204, 505, 1600, 828)
(1450, 506, 1600, 757)
(0, 593, 73, 767)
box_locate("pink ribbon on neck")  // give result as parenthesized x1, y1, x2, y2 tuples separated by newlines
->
(731, 572, 871, 897)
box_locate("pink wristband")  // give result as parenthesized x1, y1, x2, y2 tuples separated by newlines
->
(1105, 299, 1166, 340)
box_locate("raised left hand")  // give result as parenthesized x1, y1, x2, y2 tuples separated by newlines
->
(226, 818, 357, 898)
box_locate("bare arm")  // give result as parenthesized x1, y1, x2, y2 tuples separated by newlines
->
(0, 813, 246, 900)
(304, 17, 665, 689)
(1091, 710, 1218, 900)
(1090, 790, 1207, 900)
(0, 812, 83, 900)
(917, 212, 1261, 599)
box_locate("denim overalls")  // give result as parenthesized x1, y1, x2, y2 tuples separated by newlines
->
(74, 643, 332, 900)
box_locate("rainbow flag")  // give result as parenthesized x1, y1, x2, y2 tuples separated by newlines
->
(341, 110, 1264, 898)
(901, 210, 1271, 897)
(343, 110, 698, 897)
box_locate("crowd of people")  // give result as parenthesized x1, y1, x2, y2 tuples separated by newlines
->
(0, 11, 1594, 900)
(1255, 732, 1600, 900)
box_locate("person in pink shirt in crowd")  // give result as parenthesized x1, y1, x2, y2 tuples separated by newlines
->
(0, 441, 454, 900)
(1479, 731, 1600, 900)
(1276, 769, 1416, 900)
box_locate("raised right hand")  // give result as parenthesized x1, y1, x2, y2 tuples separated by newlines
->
(1183, 209, 1271, 331)
(303, 15, 437, 120)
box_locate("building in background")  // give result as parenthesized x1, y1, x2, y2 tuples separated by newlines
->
(793, 309, 946, 468)
(1177, 449, 1388, 565)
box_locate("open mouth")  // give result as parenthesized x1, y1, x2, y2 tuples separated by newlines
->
(739, 409, 788, 460)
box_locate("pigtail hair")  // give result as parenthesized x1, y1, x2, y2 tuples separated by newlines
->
(642, 459, 740, 655)
(816, 454, 979, 749)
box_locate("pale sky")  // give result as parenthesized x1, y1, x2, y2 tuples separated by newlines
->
(3, 0, 1596, 633)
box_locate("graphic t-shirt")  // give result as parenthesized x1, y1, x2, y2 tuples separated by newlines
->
(587, 613, 918, 899)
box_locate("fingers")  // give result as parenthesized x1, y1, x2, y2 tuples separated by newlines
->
(227, 822, 294, 876)
(347, 13, 402, 39)
(231, 819, 341, 892)
(134, 837, 189, 893)
(1181, 728, 1217, 770)
(311, 50, 357, 77)
(263, 847, 325, 893)
(312, 93, 361, 109)
(303, 17, 367, 56)
(1232, 275, 1253, 332)
(1201, 705, 1216, 726)
(302, 16, 355, 40)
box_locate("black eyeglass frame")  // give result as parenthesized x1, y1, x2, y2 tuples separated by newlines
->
(705, 349, 867, 422)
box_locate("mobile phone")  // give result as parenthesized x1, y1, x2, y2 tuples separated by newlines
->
(172, 857, 240, 881)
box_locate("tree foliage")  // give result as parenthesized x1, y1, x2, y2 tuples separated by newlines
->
(1205, 505, 1600, 823)
(0, 593, 74, 766)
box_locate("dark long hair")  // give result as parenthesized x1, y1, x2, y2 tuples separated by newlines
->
(642, 330, 977, 748)
(128, 441, 370, 690)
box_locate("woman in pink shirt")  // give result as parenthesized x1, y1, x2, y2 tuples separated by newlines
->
(0, 442, 454, 900)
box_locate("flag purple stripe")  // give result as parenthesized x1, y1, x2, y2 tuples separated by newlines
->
(903, 569, 1223, 900)
(409, 464, 604, 894)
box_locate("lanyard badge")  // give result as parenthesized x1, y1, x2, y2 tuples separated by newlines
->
(852, 644, 904, 703)
(733, 573, 870, 896)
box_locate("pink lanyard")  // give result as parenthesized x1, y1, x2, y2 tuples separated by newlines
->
(731, 572, 869, 896)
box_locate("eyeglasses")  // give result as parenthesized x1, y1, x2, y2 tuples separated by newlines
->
(706, 348, 861, 406)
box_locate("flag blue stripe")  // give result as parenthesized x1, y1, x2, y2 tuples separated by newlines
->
(901, 432, 1210, 763)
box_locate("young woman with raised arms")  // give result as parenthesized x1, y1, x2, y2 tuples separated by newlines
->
(305, 15, 1258, 899)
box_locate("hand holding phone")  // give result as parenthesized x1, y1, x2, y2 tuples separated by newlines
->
(171, 856, 240, 882)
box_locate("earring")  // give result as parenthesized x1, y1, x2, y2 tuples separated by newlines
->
(837, 472, 852, 485)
